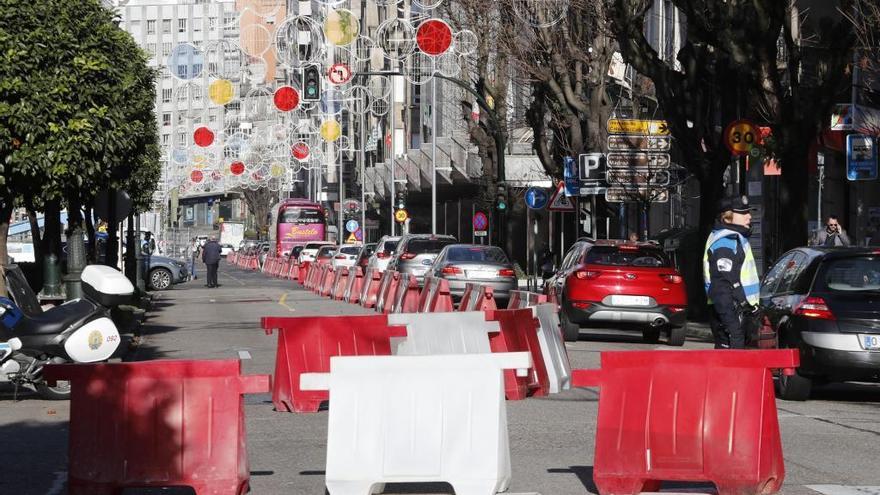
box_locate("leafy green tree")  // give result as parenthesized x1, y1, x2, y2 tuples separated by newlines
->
(0, 0, 160, 295)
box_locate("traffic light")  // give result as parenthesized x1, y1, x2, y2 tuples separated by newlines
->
(495, 185, 508, 212)
(302, 65, 321, 102)
(395, 191, 406, 210)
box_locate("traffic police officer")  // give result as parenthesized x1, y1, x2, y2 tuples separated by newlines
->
(703, 195, 760, 349)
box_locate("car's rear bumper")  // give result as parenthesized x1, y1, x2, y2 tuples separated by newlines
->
(564, 300, 687, 327)
(447, 279, 517, 300)
(799, 331, 880, 381)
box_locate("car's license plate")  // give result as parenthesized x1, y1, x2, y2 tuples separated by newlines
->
(862, 334, 880, 350)
(610, 295, 651, 306)
(467, 270, 496, 279)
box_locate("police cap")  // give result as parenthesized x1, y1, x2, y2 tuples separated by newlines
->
(717, 195, 754, 214)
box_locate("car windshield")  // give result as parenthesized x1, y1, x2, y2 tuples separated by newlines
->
(280, 208, 322, 224)
(407, 238, 455, 255)
(584, 246, 671, 267)
(291, 246, 304, 256)
(381, 240, 399, 253)
(305, 243, 326, 250)
(340, 247, 360, 255)
(446, 246, 509, 263)
(816, 256, 880, 291)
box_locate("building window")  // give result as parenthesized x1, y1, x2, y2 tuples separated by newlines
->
(192, 40, 201, 49)
(162, 19, 171, 33)
(208, 17, 217, 31)
(162, 88, 172, 103)
(146, 19, 156, 34)
(177, 132, 186, 144)
(177, 64, 188, 79)
(162, 113, 171, 126)
(223, 13, 235, 26)
(209, 112, 217, 123)
(162, 42, 172, 56)
(193, 18, 202, 32)
(192, 86, 202, 99)
(162, 133, 170, 145)
(178, 18, 186, 33)
(192, 63, 202, 75)
(177, 86, 188, 102)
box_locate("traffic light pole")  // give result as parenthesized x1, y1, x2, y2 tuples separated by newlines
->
(431, 78, 438, 234)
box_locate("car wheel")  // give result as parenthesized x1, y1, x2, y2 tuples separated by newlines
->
(777, 370, 812, 401)
(667, 324, 687, 346)
(642, 327, 661, 344)
(560, 309, 580, 342)
(149, 267, 173, 291)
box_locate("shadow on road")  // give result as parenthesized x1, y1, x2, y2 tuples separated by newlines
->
(550, 465, 717, 494)
(809, 381, 880, 403)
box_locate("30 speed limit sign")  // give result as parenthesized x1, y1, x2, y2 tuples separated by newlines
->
(724, 119, 759, 156)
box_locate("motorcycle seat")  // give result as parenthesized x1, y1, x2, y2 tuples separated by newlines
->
(14, 299, 100, 336)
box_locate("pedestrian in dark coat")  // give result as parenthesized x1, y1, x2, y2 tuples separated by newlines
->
(202, 236, 222, 288)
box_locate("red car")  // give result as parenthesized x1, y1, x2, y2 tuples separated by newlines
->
(545, 239, 688, 345)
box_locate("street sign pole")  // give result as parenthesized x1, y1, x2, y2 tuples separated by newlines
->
(431, 79, 438, 235)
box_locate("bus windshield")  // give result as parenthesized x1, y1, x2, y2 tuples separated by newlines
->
(281, 208, 323, 224)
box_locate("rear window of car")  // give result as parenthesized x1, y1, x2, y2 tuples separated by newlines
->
(407, 239, 456, 255)
(381, 240, 399, 253)
(340, 247, 360, 255)
(317, 246, 336, 256)
(583, 246, 671, 267)
(446, 246, 509, 263)
(305, 243, 326, 250)
(815, 256, 880, 291)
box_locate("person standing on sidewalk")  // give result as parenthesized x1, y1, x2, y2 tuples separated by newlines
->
(703, 195, 761, 349)
(187, 238, 200, 280)
(202, 235, 222, 288)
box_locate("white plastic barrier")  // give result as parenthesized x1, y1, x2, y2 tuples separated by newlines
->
(301, 352, 532, 495)
(533, 303, 572, 394)
(388, 311, 500, 356)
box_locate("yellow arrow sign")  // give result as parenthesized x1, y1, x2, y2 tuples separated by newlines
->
(607, 119, 670, 136)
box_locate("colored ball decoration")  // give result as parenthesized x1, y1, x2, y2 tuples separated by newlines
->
(193, 127, 215, 147)
(208, 79, 235, 105)
(273, 86, 300, 112)
(320, 120, 342, 142)
(416, 19, 453, 56)
(190, 170, 204, 183)
(230, 161, 245, 176)
(291, 142, 310, 161)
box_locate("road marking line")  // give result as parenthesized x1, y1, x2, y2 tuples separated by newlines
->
(278, 292, 296, 312)
(44, 471, 66, 495)
(221, 270, 247, 286)
(238, 350, 252, 360)
(807, 485, 880, 495)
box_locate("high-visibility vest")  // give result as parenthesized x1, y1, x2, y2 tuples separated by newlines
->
(703, 228, 760, 306)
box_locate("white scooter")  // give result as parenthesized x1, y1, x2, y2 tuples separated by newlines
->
(0, 265, 135, 400)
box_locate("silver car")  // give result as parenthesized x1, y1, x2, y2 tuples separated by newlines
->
(366, 235, 400, 273)
(425, 244, 518, 301)
(387, 234, 457, 284)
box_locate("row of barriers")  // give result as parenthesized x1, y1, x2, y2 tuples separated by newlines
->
(37, 258, 802, 495)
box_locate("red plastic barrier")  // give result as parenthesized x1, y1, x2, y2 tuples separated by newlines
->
(378, 271, 403, 314)
(333, 267, 350, 300)
(261, 315, 407, 413)
(391, 274, 421, 313)
(507, 290, 548, 309)
(485, 308, 550, 400)
(299, 261, 312, 286)
(320, 265, 336, 297)
(360, 269, 382, 308)
(418, 277, 454, 313)
(43, 359, 270, 495)
(374, 270, 395, 312)
(248, 255, 259, 270)
(572, 349, 800, 495)
(313, 264, 328, 294)
(288, 260, 300, 281)
(344, 266, 363, 303)
(459, 283, 499, 312)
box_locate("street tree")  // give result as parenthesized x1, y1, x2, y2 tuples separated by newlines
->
(606, 0, 856, 253)
(0, 0, 160, 295)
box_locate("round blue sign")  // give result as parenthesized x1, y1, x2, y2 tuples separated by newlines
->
(525, 187, 549, 209)
(473, 211, 488, 231)
(345, 219, 359, 233)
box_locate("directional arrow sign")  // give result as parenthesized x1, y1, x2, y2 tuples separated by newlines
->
(606, 168, 671, 186)
(606, 119, 670, 136)
(604, 187, 669, 203)
(607, 152, 671, 169)
(607, 135, 672, 152)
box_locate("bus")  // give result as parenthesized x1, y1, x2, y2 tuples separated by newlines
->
(270, 199, 327, 257)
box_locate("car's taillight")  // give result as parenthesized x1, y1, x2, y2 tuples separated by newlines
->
(377, 252, 388, 259)
(498, 268, 516, 277)
(400, 252, 416, 260)
(441, 265, 462, 275)
(335, 255, 346, 259)
(660, 273, 683, 284)
(575, 270, 601, 280)
(572, 301, 592, 309)
(794, 296, 835, 320)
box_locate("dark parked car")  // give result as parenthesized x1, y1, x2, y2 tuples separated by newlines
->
(425, 244, 518, 302)
(146, 255, 189, 291)
(760, 247, 880, 400)
(387, 234, 457, 284)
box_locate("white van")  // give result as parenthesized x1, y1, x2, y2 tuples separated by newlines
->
(7, 242, 35, 263)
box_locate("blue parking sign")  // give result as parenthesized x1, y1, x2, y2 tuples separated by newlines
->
(563, 156, 580, 197)
(847, 134, 877, 181)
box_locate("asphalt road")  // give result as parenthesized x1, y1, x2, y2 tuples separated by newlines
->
(1, 261, 879, 495)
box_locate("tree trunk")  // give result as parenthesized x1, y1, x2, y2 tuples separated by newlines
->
(84, 207, 96, 263)
(24, 196, 43, 266)
(0, 199, 13, 297)
(41, 199, 62, 263)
